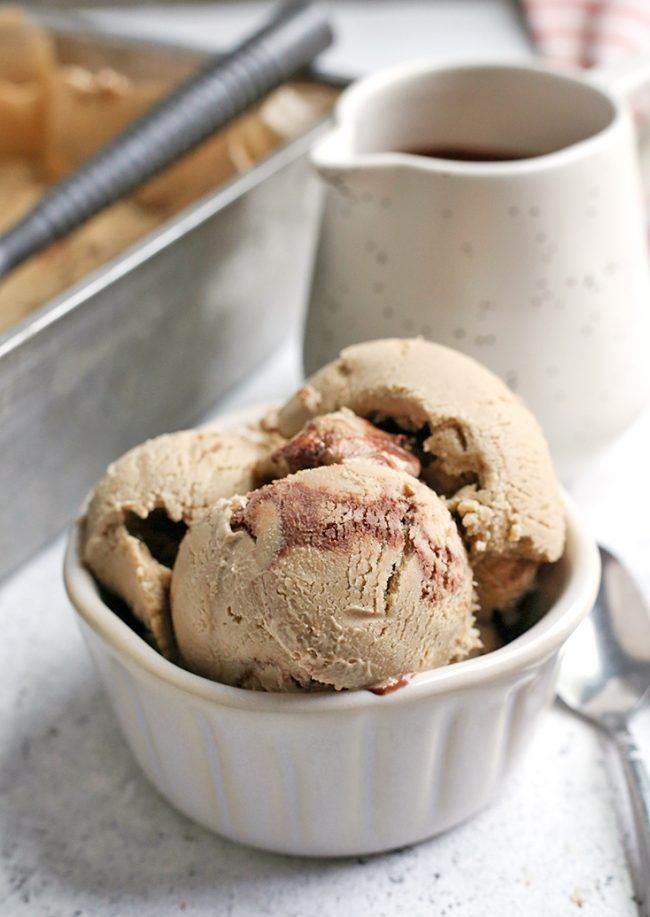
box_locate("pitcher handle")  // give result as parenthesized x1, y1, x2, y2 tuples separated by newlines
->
(590, 55, 650, 99)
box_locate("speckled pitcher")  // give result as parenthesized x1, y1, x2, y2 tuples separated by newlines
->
(303, 59, 650, 476)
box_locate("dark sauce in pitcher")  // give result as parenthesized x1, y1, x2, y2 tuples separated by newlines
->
(401, 145, 540, 162)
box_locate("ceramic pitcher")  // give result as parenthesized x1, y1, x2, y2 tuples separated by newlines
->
(303, 59, 650, 476)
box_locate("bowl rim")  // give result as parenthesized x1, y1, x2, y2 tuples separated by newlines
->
(64, 407, 601, 714)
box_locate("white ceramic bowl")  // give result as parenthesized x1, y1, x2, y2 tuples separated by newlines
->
(64, 412, 600, 857)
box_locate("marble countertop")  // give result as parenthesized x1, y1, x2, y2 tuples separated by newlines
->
(1, 3, 649, 915)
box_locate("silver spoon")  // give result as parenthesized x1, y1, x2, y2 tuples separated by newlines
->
(557, 546, 650, 912)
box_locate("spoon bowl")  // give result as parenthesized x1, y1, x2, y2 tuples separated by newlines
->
(558, 546, 650, 914)
(559, 547, 650, 723)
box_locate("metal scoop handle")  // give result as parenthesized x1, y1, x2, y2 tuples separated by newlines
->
(0, 0, 333, 277)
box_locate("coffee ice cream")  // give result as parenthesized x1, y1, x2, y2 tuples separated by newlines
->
(259, 407, 421, 480)
(0, 7, 54, 156)
(83, 426, 278, 655)
(171, 460, 477, 691)
(82, 336, 565, 693)
(274, 338, 565, 618)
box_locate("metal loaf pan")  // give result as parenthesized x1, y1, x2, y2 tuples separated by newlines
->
(0, 18, 337, 580)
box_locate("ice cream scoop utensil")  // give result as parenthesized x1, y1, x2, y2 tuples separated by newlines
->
(557, 546, 650, 915)
(0, 0, 333, 278)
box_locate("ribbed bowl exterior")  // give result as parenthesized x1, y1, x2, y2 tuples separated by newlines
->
(79, 617, 560, 856)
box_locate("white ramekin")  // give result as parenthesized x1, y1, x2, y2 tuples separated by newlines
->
(64, 410, 600, 857)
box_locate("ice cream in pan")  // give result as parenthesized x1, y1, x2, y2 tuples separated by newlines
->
(0, 8, 337, 334)
(82, 338, 566, 691)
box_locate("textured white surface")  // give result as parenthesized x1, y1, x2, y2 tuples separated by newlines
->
(1, 336, 649, 915)
(1, 1, 649, 913)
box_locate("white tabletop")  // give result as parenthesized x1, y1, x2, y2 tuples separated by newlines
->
(1, 3, 649, 915)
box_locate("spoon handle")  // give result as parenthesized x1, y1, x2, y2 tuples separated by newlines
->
(612, 724, 650, 910)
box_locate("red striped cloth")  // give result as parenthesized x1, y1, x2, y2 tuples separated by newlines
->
(523, 0, 650, 228)
(522, 0, 650, 67)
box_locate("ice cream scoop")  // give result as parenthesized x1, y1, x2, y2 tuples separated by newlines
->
(274, 338, 566, 619)
(171, 460, 477, 691)
(259, 407, 420, 480)
(83, 426, 278, 655)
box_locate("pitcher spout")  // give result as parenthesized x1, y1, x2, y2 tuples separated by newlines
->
(310, 126, 358, 178)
